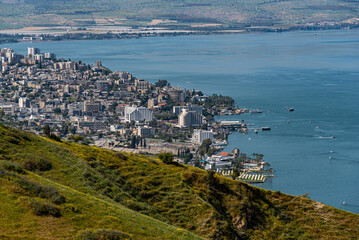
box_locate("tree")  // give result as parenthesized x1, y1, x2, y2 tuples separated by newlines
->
(231, 169, 240, 180)
(149, 119, 157, 127)
(109, 102, 117, 113)
(158, 152, 173, 164)
(71, 135, 84, 143)
(184, 153, 193, 164)
(154, 79, 168, 88)
(199, 138, 212, 156)
(207, 148, 216, 156)
(43, 125, 51, 137)
(53, 108, 62, 114)
(130, 136, 136, 148)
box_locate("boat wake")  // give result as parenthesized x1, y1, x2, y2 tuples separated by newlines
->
(315, 136, 336, 139)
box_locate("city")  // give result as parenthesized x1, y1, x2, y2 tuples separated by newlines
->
(0, 46, 270, 177)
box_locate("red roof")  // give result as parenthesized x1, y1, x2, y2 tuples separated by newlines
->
(217, 152, 233, 156)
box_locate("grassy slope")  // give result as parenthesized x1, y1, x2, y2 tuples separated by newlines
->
(0, 0, 358, 29)
(0, 124, 358, 239)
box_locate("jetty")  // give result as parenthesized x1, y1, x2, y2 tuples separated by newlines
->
(237, 173, 274, 183)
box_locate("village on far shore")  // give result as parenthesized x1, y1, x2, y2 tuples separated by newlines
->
(0, 47, 274, 182)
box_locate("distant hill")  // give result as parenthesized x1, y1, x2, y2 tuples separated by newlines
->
(0, 123, 358, 239)
(0, 0, 358, 30)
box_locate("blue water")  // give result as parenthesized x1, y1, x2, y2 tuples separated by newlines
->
(3, 30, 359, 213)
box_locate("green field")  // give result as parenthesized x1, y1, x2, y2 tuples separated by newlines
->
(0, 0, 358, 30)
(0, 123, 358, 239)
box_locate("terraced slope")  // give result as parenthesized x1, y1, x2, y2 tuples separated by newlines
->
(0, 124, 358, 239)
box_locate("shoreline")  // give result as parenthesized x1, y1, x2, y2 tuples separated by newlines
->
(1, 24, 358, 45)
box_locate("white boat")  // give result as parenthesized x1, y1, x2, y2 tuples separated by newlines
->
(249, 109, 263, 114)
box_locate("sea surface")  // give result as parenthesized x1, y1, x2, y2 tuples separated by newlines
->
(3, 30, 359, 213)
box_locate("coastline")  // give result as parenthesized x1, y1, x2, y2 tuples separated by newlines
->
(1, 24, 358, 45)
(1, 29, 359, 214)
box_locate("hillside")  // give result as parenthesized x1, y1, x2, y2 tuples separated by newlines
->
(0, 123, 358, 239)
(0, 0, 358, 30)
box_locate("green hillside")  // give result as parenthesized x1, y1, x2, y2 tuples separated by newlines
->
(0, 123, 358, 239)
(0, 0, 358, 30)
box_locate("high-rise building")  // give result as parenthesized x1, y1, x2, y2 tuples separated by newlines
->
(178, 109, 203, 127)
(137, 126, 154, 138)
(95, 60, 102, 69)
(135, 79, 150, 92)
(192, 129, 214, 144)
(124, 106, 153, 122)
(19, 97, 31, 108)
(34, 54, 44, 62)
(168, 87, 186, 102)
(27, 47, 40, 56)
(173, 103, 202, 115)
(44, 52, 56, 59)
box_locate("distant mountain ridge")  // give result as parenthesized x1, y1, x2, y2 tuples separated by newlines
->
(0, 123, 358, 239)
(0, 0, 358, 30)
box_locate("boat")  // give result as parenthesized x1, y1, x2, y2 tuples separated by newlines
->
(261, 127, 271, 131)
(289, 108, 294, 112)
(249, 109, 263, 114)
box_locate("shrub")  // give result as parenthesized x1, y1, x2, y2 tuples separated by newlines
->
(0, 166, 8, 177)
(114, 152, 127, 160)
(23, 158, 52, 171)
(49, 133, 61, 142)
(158, 152, 173, 164)
(38, 159, 52, 171)
(64, 203, 80, 213)
(76, 229, 131, 240)
(71, 135, 84, 143)
(122, 199, 143, 211)
(5, 136, 20, 145)
(18, 179, 65, 204)
(31, 201, 61, 217)
(181, 170, 198, 184)
(2, 161, 26, 174)
(23, 160, 38, 171)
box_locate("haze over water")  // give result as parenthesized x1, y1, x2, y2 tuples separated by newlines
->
(4, 30, 359, 213)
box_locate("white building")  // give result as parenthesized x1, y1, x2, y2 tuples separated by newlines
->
(124, 106, 153, 122)
(204, 152, 235, 170)
(44, 52, 56, 59)
(0, 104, 17, 115)
(137, 126, 154, 138)
(178, 109, 203, 127)
(192, 129, 214, 144)
(28, 47, 40, 56)
(173, 103, 202, 115)
(19, 97, 31, 108)
(34, 54, 44, 62)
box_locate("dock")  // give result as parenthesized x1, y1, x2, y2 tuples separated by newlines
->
(237, 173, 274, 183)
